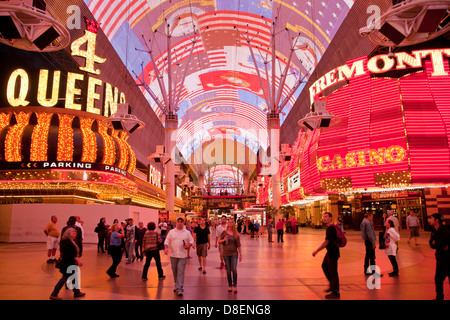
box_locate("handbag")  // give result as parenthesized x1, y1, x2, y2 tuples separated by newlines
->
(157, 235, 164, 250)
(54, 257, 63, 269)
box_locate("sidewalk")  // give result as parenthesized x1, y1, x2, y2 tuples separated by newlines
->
(0, 228, 447, 300)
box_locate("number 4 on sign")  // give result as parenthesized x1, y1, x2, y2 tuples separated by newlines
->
(71, 18, 106, 75)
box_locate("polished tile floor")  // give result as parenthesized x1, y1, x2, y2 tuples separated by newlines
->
(0, 227, 448, 301)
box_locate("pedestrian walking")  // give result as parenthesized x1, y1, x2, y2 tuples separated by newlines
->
(107, 224, 124, 278)
(124, 218, 137, 264)
(361, 212, 379, 276)
(276, 218, 285, 243)
(61, 216, 83, 257)
(164, 217, 194, 296)
(429, 213, 450, 300)
(95, 217, 108, 253)
(193, 217, 211, 274)
(50, 227, 85, 300)
(135, 221, 147, 261)
(407, 210, 421, 246)
(218, 219, 242, 293)
(142, 222, 165, 281)
(215, 215, 227, 270)
(44, 215, 60, 263)
(267, 218, 274, 243)
(312, 212, 340, 299)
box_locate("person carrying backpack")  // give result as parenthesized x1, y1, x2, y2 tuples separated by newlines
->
(312, 212, 341, 299)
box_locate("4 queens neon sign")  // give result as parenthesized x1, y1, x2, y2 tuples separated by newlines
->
(309, 48, 450, 103)
(5, 19, 125, 117)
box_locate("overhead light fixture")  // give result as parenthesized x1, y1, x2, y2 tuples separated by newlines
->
(102, 103, 145, 134)
(147, 145, 171, 164)
(298, 99, 339, 131)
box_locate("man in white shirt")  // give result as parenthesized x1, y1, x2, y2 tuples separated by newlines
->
(386, 210, 400, 251)
(164, 217, 194, 296)
(215, 215, 227, 270)
(159, 218, 168, 238)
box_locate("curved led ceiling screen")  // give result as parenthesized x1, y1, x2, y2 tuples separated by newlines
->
(85, 0, 354, 165)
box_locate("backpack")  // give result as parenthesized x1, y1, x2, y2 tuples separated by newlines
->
(333, 224, 347, 247)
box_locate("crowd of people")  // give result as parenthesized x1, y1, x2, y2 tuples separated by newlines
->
(43, 211, 449, 300)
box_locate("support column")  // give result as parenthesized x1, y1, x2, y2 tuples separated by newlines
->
(268, 112, 281, 222)
(165, 113, 178, 214)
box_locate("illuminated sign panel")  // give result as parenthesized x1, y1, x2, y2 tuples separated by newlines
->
(3, 25, 126, 117)
(309, 48, 450, 103)
(297, 48, 450, 195)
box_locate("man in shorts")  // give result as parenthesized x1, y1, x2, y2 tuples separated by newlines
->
(407, 210, 421, 246)
(44, 215, 60, 263)
(193, 217, 210, 274)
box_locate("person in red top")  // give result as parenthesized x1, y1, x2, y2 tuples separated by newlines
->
(276, 219, 285, 243)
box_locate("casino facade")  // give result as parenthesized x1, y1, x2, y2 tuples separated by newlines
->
(260, 45, 450, 231)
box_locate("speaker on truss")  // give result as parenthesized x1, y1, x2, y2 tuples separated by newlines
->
(303, 121, 314, 131)
(128, 123, 140, 134)
(0, 15, 22, 39)
(32, 26, 59, 50)
(417, 8, 447, 32)
(32, 0, 47, 11)
(111, 121, 124, 131)
(319, 118, 331, 127)
(378, 21, 407, 45)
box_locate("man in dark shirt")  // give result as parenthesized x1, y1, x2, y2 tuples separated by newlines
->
(429, 214, 450, 300)
(313, 212, 340, 299)
(193, 218, 211, 274)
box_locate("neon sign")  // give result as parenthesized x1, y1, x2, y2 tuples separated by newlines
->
(5, 19, 125, 117)
(309, 48, 450, 103)
(317, 146, 406, 172)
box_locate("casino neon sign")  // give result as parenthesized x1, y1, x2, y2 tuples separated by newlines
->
(309, 48, 450, 103)
(317, 145, 407, 172)
(5, 19, 125, 117)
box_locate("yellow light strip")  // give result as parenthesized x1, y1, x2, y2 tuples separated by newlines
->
(80, 117, 97, 162)
(57, 114, 74, 161)
(5, 112, 31, 162)
(97, 120, 115, 165)
(120, 131, 136, 174)
(0, 112, 12, 134)
(30, 113, 52, 161)
(112, 129, 128, 170)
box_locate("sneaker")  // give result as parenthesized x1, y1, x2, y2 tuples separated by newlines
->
(177, 292, 183, 297)
(74, 292, 86, 298)
(159, 275, 166, 279)
(49, 295, 62, 300)
(325, 292, 340, 299)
